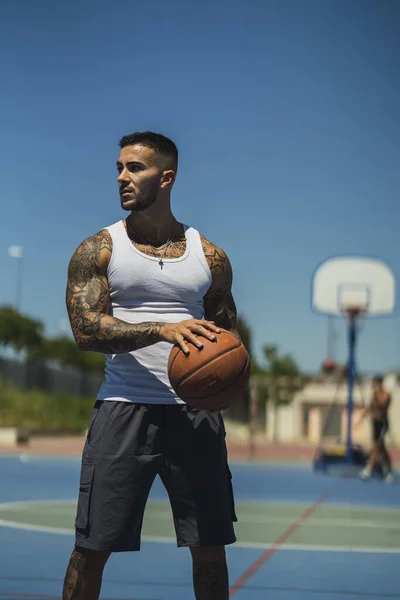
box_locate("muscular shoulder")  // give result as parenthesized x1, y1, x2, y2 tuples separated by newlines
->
(68, 229, 112, 281)
(200, 234, 237, 330)
(200, 233, 232, 285)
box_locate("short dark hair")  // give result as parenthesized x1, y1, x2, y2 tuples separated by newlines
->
(373, 375, 384, 384)
(119, 131, 178, 172)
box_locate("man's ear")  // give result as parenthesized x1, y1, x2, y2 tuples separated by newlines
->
(160, 170, 176, 189)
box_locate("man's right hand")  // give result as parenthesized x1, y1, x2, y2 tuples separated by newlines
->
(159, 319, 220, 355)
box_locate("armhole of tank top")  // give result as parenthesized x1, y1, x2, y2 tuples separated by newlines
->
(186, 226, 212, 282)
(104, 223, 119, 278)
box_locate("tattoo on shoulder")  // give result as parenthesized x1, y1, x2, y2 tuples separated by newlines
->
(66, 230, 163, 354)
(66, 230, 112, 326)
(201, 235, 237, 333)
(67, 229, 112, 284)
(201, 236, 230, 278)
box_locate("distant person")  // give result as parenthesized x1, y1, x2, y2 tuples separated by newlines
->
(358, 375, 394, 483)
(62, 132, 240, 600)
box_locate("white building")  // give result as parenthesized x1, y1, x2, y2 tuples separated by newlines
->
(266, 373, 400, 446)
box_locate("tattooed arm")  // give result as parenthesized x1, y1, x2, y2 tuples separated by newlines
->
(202, 237, 250, 405)
(66, 229, 164, 353)
(66, 229, 219, 354)
(201, 235, 238, 334)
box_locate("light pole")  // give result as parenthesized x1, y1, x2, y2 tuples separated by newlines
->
(8, 245, 24, 311)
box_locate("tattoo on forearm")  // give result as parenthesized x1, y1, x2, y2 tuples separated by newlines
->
(62, 549, 86, 600)
(201, 237, 237, 332)
(76, 317, 163, 354)
(66, 230, 163, 353)
(193, 559, 229, 600)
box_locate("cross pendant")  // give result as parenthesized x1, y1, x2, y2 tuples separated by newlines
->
(159, 258, 164, 270)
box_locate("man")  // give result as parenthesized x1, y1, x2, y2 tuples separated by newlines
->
(358, 375, 394, 483)
(63, 132, 239, 600)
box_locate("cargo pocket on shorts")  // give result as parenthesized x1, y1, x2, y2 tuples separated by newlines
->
(226, 464, 238, 522)
(75, 461, 95, 530)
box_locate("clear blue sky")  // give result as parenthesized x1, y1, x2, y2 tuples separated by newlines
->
(1, 0, 399, 373)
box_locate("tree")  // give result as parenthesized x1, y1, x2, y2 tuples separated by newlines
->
(225, 315, 254, 421)
(0, 306, 43, 356)
(0, 304, 105, 373)
(41, 335, 105, 396)
(236, 315, 252, 356)
(236, 315, 267, 375)
(46, 336, 106, 375)
(262, 344, 300, 378)
(261, 344, 303, 441)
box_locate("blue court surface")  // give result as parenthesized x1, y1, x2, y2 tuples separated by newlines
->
(0, 454, 399, 599)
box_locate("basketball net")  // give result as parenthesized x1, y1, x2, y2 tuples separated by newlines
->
(341, 305, 367, 331)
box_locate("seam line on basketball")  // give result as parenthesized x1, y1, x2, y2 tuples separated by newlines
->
(180, 352, 250, 400)
(171, 340, 243, 386)
(171, 343, 241, 385)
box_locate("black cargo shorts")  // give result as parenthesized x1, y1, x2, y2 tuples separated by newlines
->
(75, 401, 237, 552)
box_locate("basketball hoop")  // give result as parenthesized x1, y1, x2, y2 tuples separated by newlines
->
(311, 257, 395, 317)
(344, 306, 363, 318)
(311, 256, 396, 469)
(342, 305, 367, 324)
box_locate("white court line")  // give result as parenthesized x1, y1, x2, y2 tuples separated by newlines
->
(0, 499, 76, 509)
(1, 500, 400, 531)
(1, 499, 400, 555)
(0, 518, 399, 555)
(145, 510, 400, 530)
(2, 497, 399, 513)
(0, 518, 73, 535)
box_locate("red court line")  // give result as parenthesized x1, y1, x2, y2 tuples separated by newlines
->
(229, 482, 340, 597)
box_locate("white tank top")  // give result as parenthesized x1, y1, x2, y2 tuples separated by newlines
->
(96, 220, 212, 404)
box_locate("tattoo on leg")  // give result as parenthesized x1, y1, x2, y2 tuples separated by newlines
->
(62, 549, 87, 600)
(193, 558, 229, 600)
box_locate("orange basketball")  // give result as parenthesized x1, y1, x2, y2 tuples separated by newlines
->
(168, 329, 250, 411)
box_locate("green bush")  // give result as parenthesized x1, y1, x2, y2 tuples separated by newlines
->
(0, 378, 95, 433)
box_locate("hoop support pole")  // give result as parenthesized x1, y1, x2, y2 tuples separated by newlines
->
(346, 312, 358, 464)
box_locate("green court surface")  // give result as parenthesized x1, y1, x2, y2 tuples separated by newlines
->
(1, 499, 399, 551)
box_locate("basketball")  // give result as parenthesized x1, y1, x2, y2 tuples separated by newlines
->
(168, 329, 250, 411)
(321, 356, 336, 374)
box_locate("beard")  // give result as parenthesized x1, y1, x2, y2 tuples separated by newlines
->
(129, 191, 158, 212)
(120, 181, 159, 212)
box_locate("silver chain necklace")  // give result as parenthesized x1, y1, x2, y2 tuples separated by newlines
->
(126, 220, 176, 270)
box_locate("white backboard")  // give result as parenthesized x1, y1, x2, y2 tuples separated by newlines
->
(311, 256, 396, 316)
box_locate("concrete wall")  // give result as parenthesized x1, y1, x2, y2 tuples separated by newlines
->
(266, 405, 296, 442)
